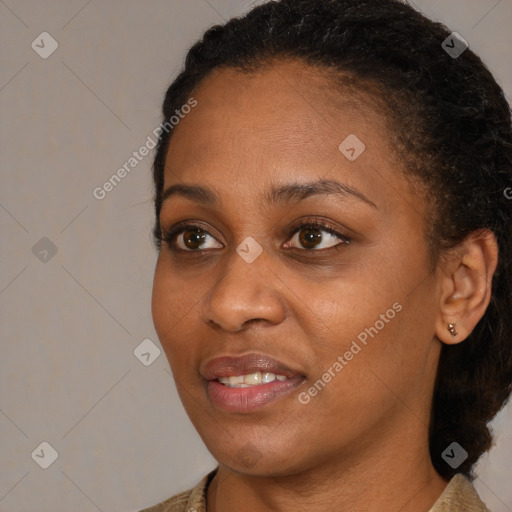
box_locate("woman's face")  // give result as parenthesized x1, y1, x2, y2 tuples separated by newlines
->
(152, 60, 444, 476)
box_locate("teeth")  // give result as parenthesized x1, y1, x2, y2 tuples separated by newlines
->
(244, 371, 261, 385)
(261, 372, 276, 383)
(229, 375, 244, 385)
(218, 372, 289, 388)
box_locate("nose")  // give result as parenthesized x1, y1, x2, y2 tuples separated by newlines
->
(200, 247, 287, 332)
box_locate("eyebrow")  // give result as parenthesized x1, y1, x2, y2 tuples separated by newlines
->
(160, 179, 378, 209)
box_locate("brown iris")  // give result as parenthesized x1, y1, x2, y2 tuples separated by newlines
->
(299, 227, 323, 249)
(183, 228, 207, 249)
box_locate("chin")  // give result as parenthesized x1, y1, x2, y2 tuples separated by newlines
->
(202, 431, 311, 477)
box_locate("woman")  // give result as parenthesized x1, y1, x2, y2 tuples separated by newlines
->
(142, 0, 512, 510)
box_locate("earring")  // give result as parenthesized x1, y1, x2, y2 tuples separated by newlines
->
(447, 323, 458, 337)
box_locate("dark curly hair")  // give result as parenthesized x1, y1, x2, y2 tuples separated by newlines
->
(151, 0, 512, 480)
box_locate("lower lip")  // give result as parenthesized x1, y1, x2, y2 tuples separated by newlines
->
(207, 377, 305, 413)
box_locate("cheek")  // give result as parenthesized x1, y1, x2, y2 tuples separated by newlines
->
(151, 256, 172, 338)
(151, 254, 220, 388)
(309, 281, 438, 428)
(297, 251, 437, 401)
(151, 256, 192, 363)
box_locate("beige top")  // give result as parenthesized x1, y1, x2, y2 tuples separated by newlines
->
(139, 469, 490, 512)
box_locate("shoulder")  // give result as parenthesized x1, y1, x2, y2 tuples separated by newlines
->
(430, 474, 490, 512)
(138, 489, 194, 512)
(138, 468, 218, 512)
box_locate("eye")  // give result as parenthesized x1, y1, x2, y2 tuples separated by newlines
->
(160, 219, 350, 253)
(283, 220, 350, 251)
(161, 225, 223, 251)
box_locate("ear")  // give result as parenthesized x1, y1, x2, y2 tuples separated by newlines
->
(435, 229, 498, 345)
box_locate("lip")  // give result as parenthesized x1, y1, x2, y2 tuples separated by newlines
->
(201, 353, 306, 413)
(201, 353, 303, 380)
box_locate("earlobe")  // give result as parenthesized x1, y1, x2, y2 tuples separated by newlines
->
(447, 322, 458, 338)
(435, 229, 498, 345)
(436, 320, 463, 345)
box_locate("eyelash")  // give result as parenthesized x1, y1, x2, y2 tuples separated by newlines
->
(160, 218, 351, 254)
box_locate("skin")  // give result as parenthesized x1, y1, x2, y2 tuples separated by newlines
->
(151, 59, 498, 512)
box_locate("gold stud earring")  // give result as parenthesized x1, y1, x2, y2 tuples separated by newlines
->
(447, 323, 458, 337)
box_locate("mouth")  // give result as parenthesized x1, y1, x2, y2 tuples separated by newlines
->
(201, 353, 306, 413)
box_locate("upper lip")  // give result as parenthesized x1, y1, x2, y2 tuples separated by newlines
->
(201, 353, 304, 380)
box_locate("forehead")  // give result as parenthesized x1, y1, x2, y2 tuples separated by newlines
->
(163, 59, 415, 216)
(168, 60, 390, 163)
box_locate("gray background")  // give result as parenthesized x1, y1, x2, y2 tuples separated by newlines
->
(0, 1, 511, 511)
